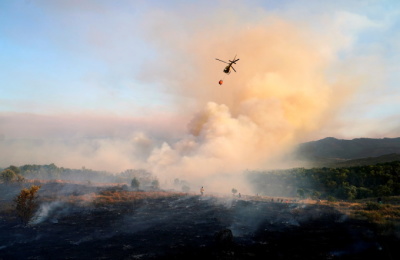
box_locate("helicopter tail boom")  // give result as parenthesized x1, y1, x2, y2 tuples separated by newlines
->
(216, 58, 229, 64)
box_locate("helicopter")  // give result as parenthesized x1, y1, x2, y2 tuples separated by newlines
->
(215, 55, 239, 75)
(215, 55, 239, 85)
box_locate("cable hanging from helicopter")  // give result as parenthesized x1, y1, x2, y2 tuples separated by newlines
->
(215, 55, 239, 85)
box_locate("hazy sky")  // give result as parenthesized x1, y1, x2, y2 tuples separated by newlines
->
(1, 0, 400, 179)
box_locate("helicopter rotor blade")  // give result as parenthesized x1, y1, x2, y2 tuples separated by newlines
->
(229, 59, 239, 64)
(216, 58, 229, 64)
(231, 66, 236, 72)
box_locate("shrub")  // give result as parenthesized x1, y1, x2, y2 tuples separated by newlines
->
(131, 178, 140, 190)
(0, 169, 25, 185)
(15, 185, 41, 224)
(311, 191, 321, 200)
(356, 187, 373, 199)
(365, 202, 383, 211)
(16, 175, 26, 183)
(356, 210, 384, 223)
(1, 169, 17, 184)
(336, 185, 357, 200)
(297, 189, 305, 199)
(151, 179, 159, 189)
(327, 196, 336, 202)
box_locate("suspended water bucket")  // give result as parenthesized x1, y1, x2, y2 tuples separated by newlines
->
(218, 80, 223, 85)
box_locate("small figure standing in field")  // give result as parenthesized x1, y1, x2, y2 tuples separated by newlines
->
(200, 186, 204, 195)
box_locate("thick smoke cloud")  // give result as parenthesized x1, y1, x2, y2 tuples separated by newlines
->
(139, 10, 361, 192)
(1, 2, 393, 193)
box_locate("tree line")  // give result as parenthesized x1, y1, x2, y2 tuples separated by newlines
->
(3, 161, 400, 200)
(0, 163, 158, 188)
(248, 161, 400, 200)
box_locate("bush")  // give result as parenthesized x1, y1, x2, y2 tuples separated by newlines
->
(151, 180, 160, 189)
(365, 202, 384, 211)
(297, 189, 305, 199)
(311, 191, 321, 200)
(131, 178, 140, 190)
(336, 185, 357, 200)
(356, 187, 373, 199)
(1, 169, 17, 184)
(327, 196, 336, 202)
(15, 185, 41, 224)
(0, 168, 25, 185)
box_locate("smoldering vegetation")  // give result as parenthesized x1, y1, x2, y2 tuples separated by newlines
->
(1, 179, 399, 260)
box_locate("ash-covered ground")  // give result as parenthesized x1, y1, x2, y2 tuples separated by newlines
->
(0, 183, 398, 259)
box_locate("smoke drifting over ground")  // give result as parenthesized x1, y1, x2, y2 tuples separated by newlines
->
(0, 2, 380, 193)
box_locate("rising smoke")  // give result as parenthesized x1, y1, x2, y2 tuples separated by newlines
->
(0, 3, 368, 194)
(140, 12, 357, 193)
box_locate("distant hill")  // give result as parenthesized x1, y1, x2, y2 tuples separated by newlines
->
(293, 137, 400, 167)
(333, 153, 400, 167)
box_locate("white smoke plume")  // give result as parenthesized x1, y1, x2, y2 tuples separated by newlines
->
(138, 9, 364, 193)
(1, 2, 390, 194)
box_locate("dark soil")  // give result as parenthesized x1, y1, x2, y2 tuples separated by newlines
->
(0, 185, 399, 259)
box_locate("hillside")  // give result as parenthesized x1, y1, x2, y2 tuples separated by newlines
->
(333, 153, 400, 167)
(294, 137, 400, 167)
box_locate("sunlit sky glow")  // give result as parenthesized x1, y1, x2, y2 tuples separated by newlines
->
(1, 0, 400, 174)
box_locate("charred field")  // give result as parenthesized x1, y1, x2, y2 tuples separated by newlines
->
(1, 182, 400, 260)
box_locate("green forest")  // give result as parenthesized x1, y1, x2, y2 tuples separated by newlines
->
(248, 161, 400, 200)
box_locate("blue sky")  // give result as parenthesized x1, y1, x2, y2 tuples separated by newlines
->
(0, 0, 169, 114)
(1, 0, 400, 174)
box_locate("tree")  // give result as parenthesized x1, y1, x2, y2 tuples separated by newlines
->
(376, 185, 392, 197)
(311, 191, 321, 200)
(336, 185, 357, 200)
(7, 165, 20, 175)
(232, 188, 238, 196)
(131, 178, 140, 190)
(174, 178, 180, 186)
(297, 188, 305, 199)
(1, 169, 17, 184)
(356, 187, 373, 199)
(15, 185, 41, 225)
(151, 179, 160, 190)
(327, 196, 336, 202)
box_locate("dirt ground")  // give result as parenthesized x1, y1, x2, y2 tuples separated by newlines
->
(1, 183, 399, 259)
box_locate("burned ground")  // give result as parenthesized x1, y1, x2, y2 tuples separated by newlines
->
(0, 183, 399, 259)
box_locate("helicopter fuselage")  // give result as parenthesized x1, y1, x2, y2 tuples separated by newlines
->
(223, 65, 231, 74)
(216, 56, 239, 75)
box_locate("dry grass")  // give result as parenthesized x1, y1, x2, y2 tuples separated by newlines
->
(327, 198, 400, 236)
(22, 180, 186, 205)
(25, 179, 121, 187)
(37, 189, 187, 206)
(268, 196, 400, 236)
(92, 190, 186, 205)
